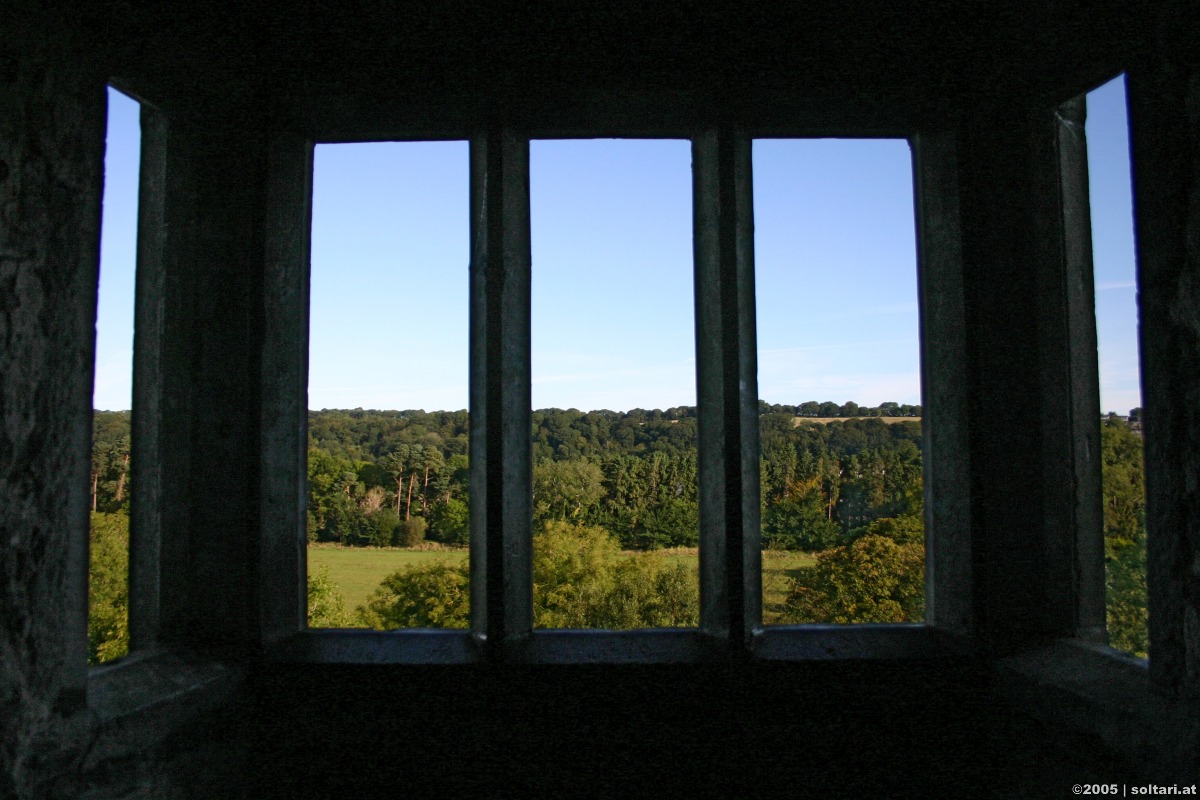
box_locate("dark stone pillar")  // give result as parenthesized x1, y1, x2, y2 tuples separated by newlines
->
(469, 128, 533, 654)
(1127, 7, 1200, 690)
(130, 105, 166, 651)
(153, 118, 268, 653)
(956, 100, 1103, 654)
(258, 135, 312, 645)
(0, 21, 104, 799)
(693, 128, 760, 648)
(913, 130, 974, 634)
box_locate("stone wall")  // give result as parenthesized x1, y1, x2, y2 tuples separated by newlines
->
(1, 13, 104, 798)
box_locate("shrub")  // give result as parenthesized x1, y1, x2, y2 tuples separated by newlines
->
(89, 512, 129, 664)
(532, 521, 698, 628)
(367, 509, 401, 547)
(783, 534, 924, 623)
(356, 521, 699, 631)
(428, 497, 469, 545)
(1107, 539, 1148, 658)
(358, 562, 470, 629)
(395, 516, 428, 547)
(307, 566, 354, 627)
(533, 522, 624, 628)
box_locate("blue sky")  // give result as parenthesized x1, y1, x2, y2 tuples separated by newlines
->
(94, 77, 1141, 415)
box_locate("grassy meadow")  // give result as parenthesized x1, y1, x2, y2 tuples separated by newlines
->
(308, 545, 468, 612)
(308, 544, 815, 624)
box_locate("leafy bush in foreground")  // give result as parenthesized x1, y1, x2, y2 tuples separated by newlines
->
(783, 533, 924, 624)
(533, 521, 698, 628)
(89, 512, 130, 664)
(355, 521, 698, 630)
(359, 562, 471, 629)
(307, 566, 355, 628)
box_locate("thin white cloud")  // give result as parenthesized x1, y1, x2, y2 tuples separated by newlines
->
(1096, 280, 1136, 291)
(758, 339, 916, 357)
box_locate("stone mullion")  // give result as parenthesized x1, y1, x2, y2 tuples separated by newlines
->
(469, 128, 533, 656)
(694, 128, 760, 651)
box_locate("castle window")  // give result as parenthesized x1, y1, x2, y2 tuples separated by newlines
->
(529, 138, 698, 630)
(89, 86, 141, 665)
(752, 139, 924, 627)
(1085, 75, 1147, 660)
(306, 141, 470, 630)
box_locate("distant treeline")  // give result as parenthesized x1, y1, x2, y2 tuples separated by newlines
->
(761, 400, 921, 418)
(296, 405, 926, 553)
(88, 405, 927, 551)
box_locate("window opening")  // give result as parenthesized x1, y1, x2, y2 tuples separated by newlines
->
(90, 87, 141, 664)
(1086, 76, 1147, 659)
(307, 141, 470, 629)
(752, 139, 924, 625)
(529, 139, 699, 629)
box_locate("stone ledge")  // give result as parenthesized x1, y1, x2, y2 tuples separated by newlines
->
(752, 623, 971, 661)
(995, 639, 1199, 784)
(85, 649, 241, 764)
(88, 649, 235, 724)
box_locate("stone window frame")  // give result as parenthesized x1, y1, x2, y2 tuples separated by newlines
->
(76, 80, 1190, 776)
(87, 100, 1136, 672)
(260, 127, 965, 665)
(35, 12, 1184, 773)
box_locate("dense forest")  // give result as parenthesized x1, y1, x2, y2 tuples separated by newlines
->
(300, 403, 923, 552)
(88, 404, 1146, 658)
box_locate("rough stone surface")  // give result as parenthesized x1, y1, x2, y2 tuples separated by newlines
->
(1127, 7, 1200, 694)
(1, 21, 103, 800)
(2, 2, 1199, 796)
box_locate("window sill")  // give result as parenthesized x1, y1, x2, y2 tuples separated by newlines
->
(270, 629, 477, 664)
(752, 623, 967, 660)
(85, 648, 241, 767)
(995, 639, 1198, 783)
(89, 648, 238, 723)
(268, 624, 963, 665)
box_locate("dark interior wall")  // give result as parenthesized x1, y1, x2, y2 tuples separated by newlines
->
(3, 3, 1199, 798)
(243, 661, 1134, 800)
(955, 101, 1106, 654)
(1, 10, 104, 798)
(1126, 12, 1200, 691)
(152, 119, 269, 652)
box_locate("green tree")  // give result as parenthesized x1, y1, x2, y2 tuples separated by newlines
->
(533, 459, 606, 522)
(763, 496, 842, 551)
(358, 563, 470, 629)
(307, 567, 354, 627)
(783, 534, 924, 623)
(637, 497, 699, 549)
(860, 513, 924, 545)
(88, 512, 129, 664)
(532, 521, 697, 628)
(91, 411, 132, 512)
(381, 447, 411, 516)
(419, 446, 445, 514)
(1101, 417, 1145, 549)
(428, 496, 470, 545)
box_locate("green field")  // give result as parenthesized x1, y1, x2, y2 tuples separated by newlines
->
(308, 545, 468, 612)
(308, 544, 814, 623)
(761, 549, 818, 624)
